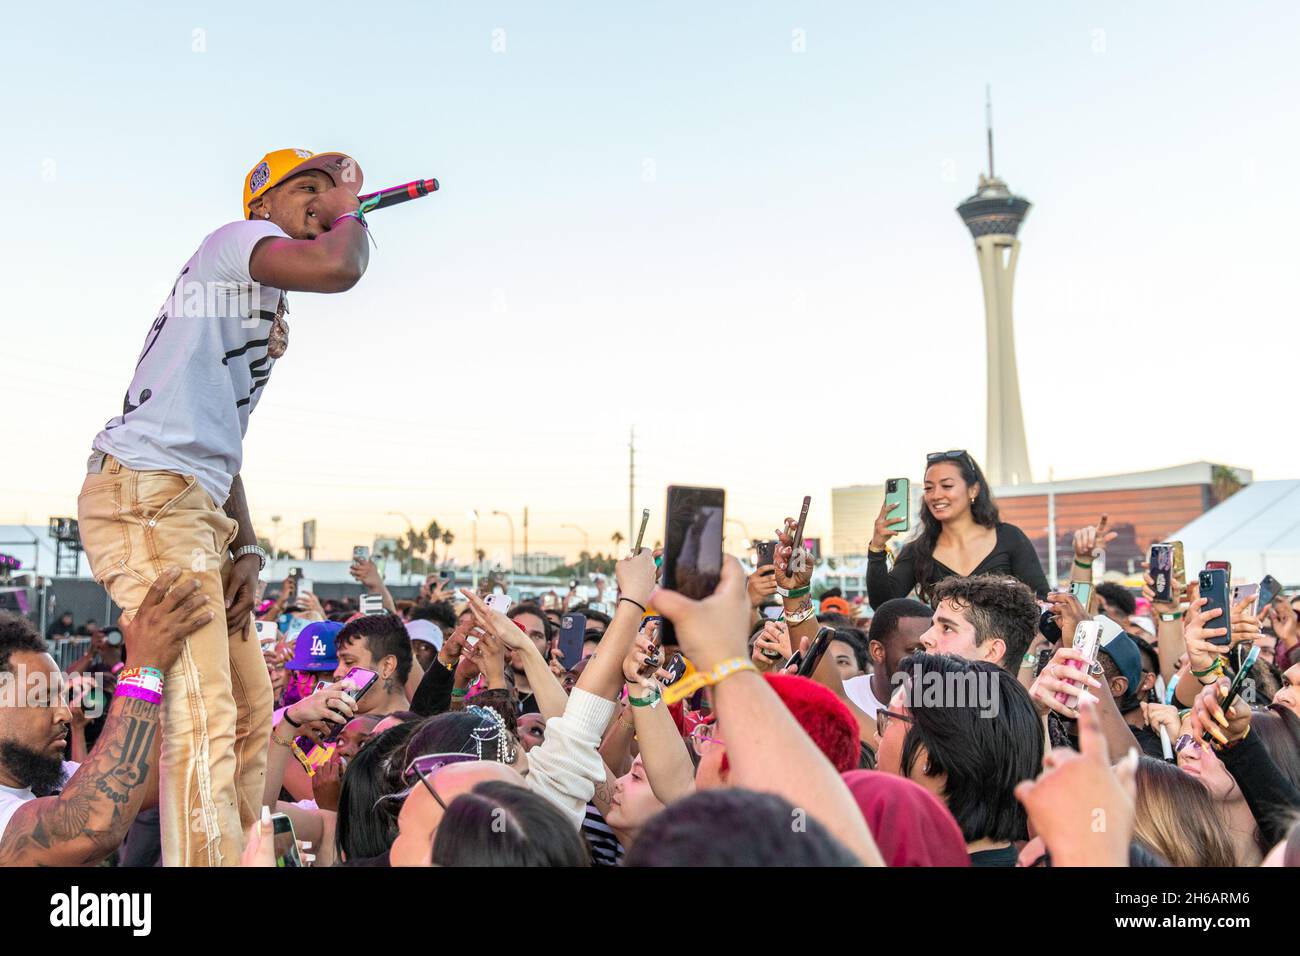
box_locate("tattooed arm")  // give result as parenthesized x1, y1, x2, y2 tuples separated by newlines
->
(0, 567, 212, 866)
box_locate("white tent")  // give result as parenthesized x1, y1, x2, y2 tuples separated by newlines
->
(1169, 480, 1300, 585)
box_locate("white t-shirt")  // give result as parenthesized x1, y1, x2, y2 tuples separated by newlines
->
(843, 674, 887, 719)
(0, 761, 79, 843)
(93, 220, 290, 506)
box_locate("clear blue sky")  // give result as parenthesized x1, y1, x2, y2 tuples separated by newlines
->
(4, 1, 1299, 560)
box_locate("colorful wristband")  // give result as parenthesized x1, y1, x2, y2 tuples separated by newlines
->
(777, 585, 811, 599)
(115, 683, 163, 706)
(1159, 611, 1184, 622)
(451, 686, 469, 698)
(1192, 658, 1225, 679)
(662, 657, 756, 706)
(1074, 558, 1093, 570)
(628, 687, 661, 708)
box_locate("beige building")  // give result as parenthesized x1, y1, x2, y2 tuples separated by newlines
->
(831, 484, 886, 556)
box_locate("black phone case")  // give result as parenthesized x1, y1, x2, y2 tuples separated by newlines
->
(1199, 569, 1232, 647)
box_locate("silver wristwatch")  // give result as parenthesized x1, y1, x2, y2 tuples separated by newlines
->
(232, 544, 268, 572)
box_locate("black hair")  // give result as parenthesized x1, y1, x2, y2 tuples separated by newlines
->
(0, 613, 47, 674)
(816, 613, 851, 627)
(831, 628, 869, 672)
(625, 789, 860, 866)
(866, 598, 932, 651)
(334, 721, 419, 862)
(568, 604, 611, 630)
(507, 603, 554, 641)
(431, 780, 590, 866)
(1096, 582, 1137, 618)
(910, 453, 1000, 604)
(1255, 706, 1300, 793)
(403, 710, 517, 769)
(897, 652, 1043, 845)
(336, 613, 413, 685)
(821, 587, 843, 600)
(410, 600, 457, 633)
(928, 576, 1038, 672)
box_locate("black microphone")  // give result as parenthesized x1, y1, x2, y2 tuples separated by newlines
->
(357, 178, 439, 214)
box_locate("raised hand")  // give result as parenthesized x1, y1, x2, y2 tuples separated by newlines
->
(869, 498, 907, 551)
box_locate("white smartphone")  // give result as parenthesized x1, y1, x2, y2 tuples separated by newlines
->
(485, 594, 512, 615)
(298, 579, 315, 598)
(352, 546, 370, 565)
(255, 620, 278, 651)
(1231, 583, 1259, 607)
(359, 593, 385, 615)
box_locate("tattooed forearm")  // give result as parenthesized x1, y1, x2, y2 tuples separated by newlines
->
(0, 696, 161, 866)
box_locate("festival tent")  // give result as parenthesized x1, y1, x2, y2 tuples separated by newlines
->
(1168, 480, 1300, 585)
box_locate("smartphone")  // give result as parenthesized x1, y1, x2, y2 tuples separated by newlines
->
(439, 569, 455, 583)
(634, 508, 650, 553)
(884, 478, 910, 533)
(318, 667, 378, 743)
(753, 539, 777, 568)
(569, 578, 579, 590)
(1149, 543, 1175, 603)
(1056, 621, 1102, 706)
(289, 567, 302, 580)
(1231, 583, 1259, 609)
(271, 812, 303, 868)
(796, 626, 835, 678)
(1169, 541, 1186, 592)
(659, 486, 726, 647)
(1070, 580, 1093, 610)
(1199, 568, 1232, 647)
(1206, 560, 1232, 578)
(1217, 644, 1261, 724)
(298, 578, 315, 598)
(1258, 574, 1283, 614)
(352, 545, 370, 564)
(255, 620, 278, 651)
(486, 593, 512, 615)
(557, 613, 587, 670)
(358, 593, 385, 616)
(790, 495, 812, 554)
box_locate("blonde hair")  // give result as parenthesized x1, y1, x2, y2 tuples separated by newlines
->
(1134, 758, 1237, 867)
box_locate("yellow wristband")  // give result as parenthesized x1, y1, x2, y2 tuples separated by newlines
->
(662, 657, 756, 705)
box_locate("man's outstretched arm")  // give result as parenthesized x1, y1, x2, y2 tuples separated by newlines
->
(0, 569, 211, 866)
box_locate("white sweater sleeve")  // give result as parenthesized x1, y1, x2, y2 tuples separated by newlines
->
(525, 688, 617, 828)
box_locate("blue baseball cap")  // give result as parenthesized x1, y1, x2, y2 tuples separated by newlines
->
(289, 621, 341, 672)
(1100, 629, 1143, 698)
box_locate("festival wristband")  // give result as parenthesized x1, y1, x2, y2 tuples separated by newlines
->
(116, 666, 164, 705)
(1192, 658, 1226, 679)
(776, 585, 810, 599)
(628, 686, 661, 708)
(662, 657, 756, 706)
(1159, 611, 1184, 622)
(1074, 559, 1093, 570)
(619, 597, 647, 614)
(331, 210, 368, 229)
(784, 598, 815, 626)
(451, 686, 469, 698)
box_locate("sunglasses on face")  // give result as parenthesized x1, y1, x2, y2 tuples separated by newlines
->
(402, 752, 480, 790)
(876, 708, 914, 740)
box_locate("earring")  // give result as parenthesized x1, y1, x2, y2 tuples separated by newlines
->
(263, 213, 270, 219)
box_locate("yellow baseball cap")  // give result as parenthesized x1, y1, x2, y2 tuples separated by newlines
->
(242, 148, 364, 219)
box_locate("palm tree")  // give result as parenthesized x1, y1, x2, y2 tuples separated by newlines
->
(404, 529, 429, 574)
(441, 529, 455, 567)
(426, 520, 443, 565)
(1211, 466, 1244, 504)
(611, 530, 625, 554)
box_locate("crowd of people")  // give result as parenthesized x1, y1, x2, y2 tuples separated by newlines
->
(2, 449, 1298, 868)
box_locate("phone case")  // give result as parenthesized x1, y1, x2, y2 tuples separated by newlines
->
(1056, 622, 1102, 705)
(1150, 544, 1175, 603)
(1199, 569, 1232, 647)
(884, 479, 910, 532)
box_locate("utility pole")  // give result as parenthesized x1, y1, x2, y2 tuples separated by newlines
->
(523, 506, 529, 576)
(1046, 466, 1057, 585)
(628, 426, 636, 546)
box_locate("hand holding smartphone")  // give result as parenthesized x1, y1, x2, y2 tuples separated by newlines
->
(1198, 568, 1232, 648)
(658, 485, 725, 648)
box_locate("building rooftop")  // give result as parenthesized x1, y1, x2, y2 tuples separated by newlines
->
(993, 461, 1252, 498)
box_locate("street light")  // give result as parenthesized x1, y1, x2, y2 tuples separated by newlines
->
(465, 509, 479, 590)
(491, 510, 516, 585)
(560, 523, 590, 580)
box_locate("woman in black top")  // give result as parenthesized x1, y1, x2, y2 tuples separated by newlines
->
(867, 449, 1048, 608)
